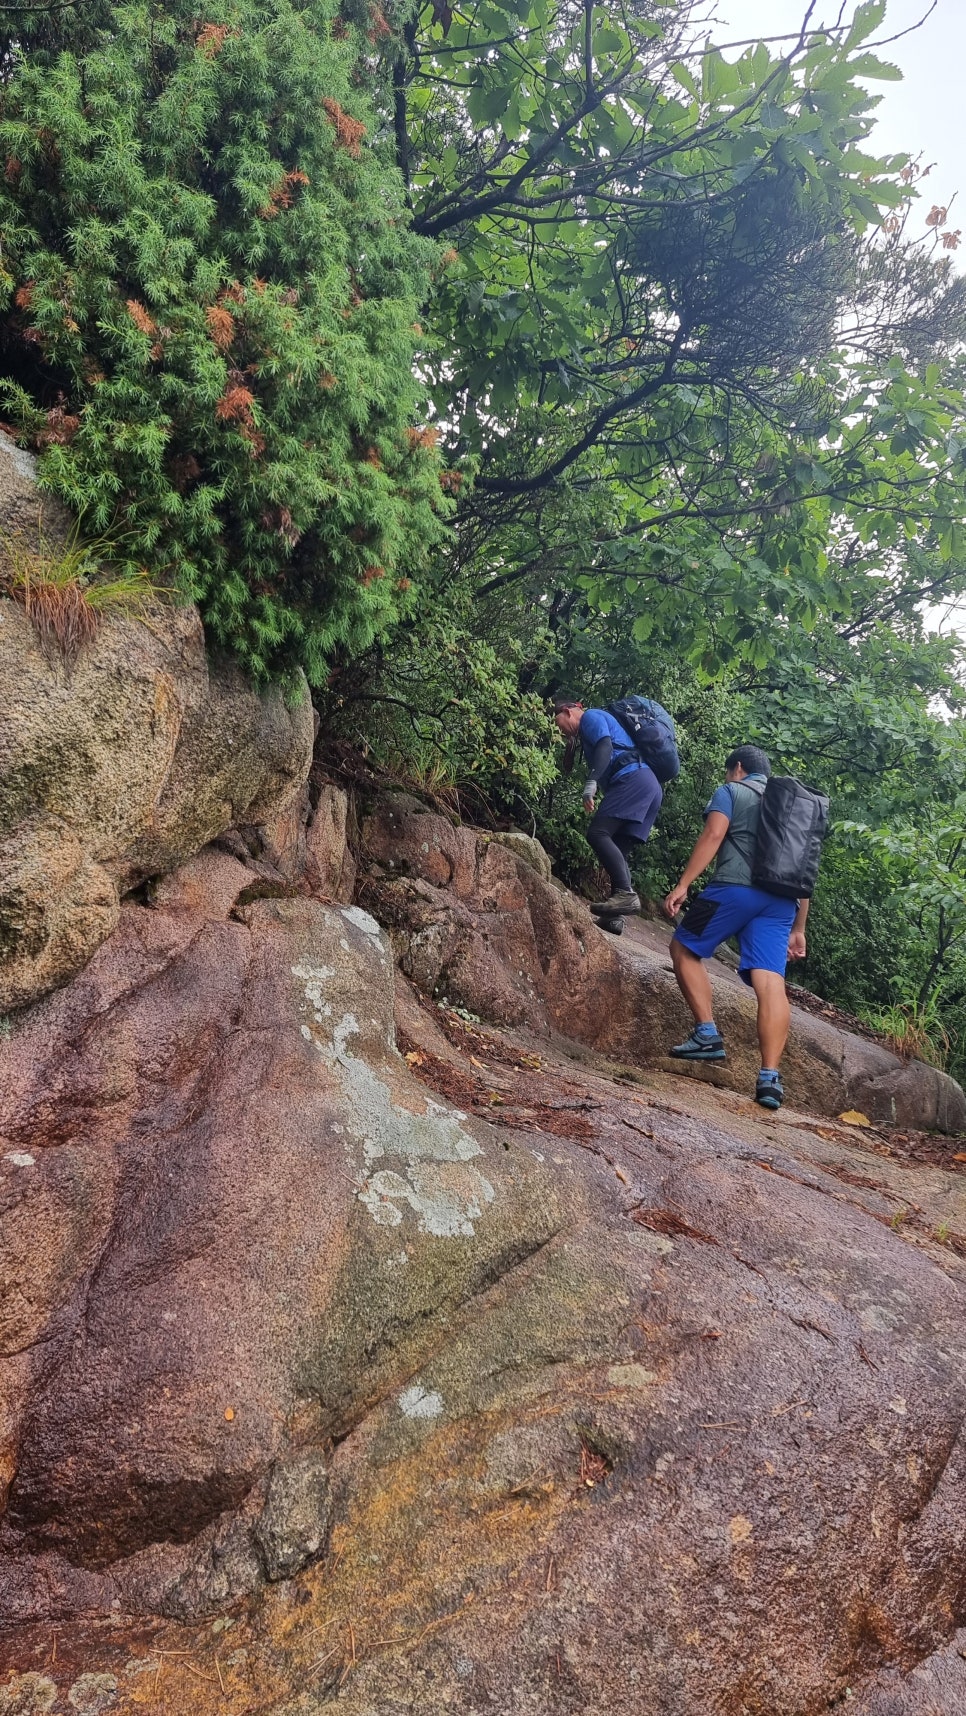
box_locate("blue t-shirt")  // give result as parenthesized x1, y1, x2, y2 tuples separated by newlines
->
(578, 709, 639, 779)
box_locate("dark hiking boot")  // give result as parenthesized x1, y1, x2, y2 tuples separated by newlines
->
(755, 1072, 784, 1110)
(592, 890, 641, 918)
(597, 914, 624, 935)
(669, 1028, 726, 1062)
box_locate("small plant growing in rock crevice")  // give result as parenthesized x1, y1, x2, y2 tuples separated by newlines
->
(0, 526, 163, 668)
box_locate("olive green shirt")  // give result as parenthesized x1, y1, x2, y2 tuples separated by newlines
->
(709, 776, 767, 888)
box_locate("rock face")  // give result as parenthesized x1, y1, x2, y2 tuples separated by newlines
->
(0, 857, 560, 1623)
(0, 826, 963, 1713)
(360, 793, 966, 1130)
(0, 594, 313, 1012)
(1, 780, 966, 1714)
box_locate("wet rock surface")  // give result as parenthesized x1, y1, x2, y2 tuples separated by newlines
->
(360, 793, 966, 1129)
(0, 788, 964, 1713)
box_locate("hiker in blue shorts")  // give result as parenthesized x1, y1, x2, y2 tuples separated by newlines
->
(662, 745, 808, 1110)
(554, 696, 663, 933)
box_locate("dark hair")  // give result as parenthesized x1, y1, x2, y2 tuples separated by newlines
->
(725, 744, 771, 777)
(552, 695, 583, 772)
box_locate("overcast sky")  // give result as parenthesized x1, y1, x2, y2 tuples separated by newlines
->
(713, 0, 964, 244)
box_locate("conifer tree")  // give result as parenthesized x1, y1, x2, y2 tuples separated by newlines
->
(0, 0, 444, 683)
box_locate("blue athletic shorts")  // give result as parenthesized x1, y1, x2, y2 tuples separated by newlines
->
(672, 881, 797, 982)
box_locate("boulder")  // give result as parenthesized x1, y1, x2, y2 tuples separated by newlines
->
(0, 858, 561, 1621)
(359, 795, 966, 1130)
(0, 433, 73, 567)
(483, 828, 552, 880)
(305, 782, 357, 902)
(0, 843, 963, 1714)
(0, 587, 313, 1012)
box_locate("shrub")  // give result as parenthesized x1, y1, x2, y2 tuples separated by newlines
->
(0, 0, 445, 685)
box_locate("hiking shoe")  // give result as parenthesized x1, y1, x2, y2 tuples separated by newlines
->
(597, 914, 624, 936)
(755, 1072, 784, 1110)
(669, 1028, 726, 1062)
(592, 890, 641, 918)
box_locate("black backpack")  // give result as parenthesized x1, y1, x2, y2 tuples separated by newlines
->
(745, 775, 829, 899)
(607, 696, 681, 785)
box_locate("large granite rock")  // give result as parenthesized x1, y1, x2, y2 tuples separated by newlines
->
(0, 859, 560, 1622)
(0, 431, 315, 1014)
(0, 836, 963, 1715)
(360, 793, 966, 1131)
(0, 598, 313, 1014)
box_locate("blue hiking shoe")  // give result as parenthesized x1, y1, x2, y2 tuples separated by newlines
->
(755, 1072, 784, 1110)
(669, 1028, 726, 1062)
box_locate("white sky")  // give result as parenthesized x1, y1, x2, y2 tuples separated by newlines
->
(713, 0, 965, 244)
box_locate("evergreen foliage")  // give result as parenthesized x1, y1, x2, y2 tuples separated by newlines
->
(0, 0, 446, 682)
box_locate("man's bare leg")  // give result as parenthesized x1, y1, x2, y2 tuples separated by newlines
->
(670, 938, 715, 1024)
(749, 968, 790, 1068)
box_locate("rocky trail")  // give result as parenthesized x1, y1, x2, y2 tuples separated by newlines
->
(1, 843, 965, 1715)
(1, 521, 966, 1711)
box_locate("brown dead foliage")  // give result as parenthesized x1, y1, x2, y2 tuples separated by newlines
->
(205, 304, 235, 352)
(126, 299, 158, 338)
(34, 400, 80, 449)
(215, 383, 265, 453)
(259, 169, 310, 219)
(406, 426, 439, 452)
(367, 4, 392, 41)
(322, 98, 366, 159)
(196, 21, 231, 57)
(14, 579, 99, 670)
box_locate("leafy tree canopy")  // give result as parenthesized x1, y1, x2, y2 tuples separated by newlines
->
(395, 0, 966, 673)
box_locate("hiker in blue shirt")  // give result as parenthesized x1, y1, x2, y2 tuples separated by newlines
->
(554, 697, 663, 933)
(662, 744, 808, 1110)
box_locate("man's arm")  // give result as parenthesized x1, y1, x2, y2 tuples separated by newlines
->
(663, 811, 731, 917)
(787, 898, 809, 962)
(582, 734, 612, 811)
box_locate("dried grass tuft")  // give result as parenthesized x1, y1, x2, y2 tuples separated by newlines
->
(0, 526, 165, 669)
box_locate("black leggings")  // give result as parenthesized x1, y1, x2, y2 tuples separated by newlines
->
(586, 814, 640, 894)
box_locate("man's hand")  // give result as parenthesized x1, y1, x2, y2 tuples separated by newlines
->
(664, 884, 688, 919)
(787, 929, 807, 962)
(582, 779, 597, 815)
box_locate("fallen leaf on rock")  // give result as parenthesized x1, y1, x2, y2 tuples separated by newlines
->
(631, 1206, 717, 1245)
(838, 1110, 872, 1127)
(954, 1152, 966, 1162)
(224, 1407, 235, 1421)
(404, 1050, 425, 1066)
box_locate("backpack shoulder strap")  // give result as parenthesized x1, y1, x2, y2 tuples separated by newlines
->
(721, 776, 765, 853)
